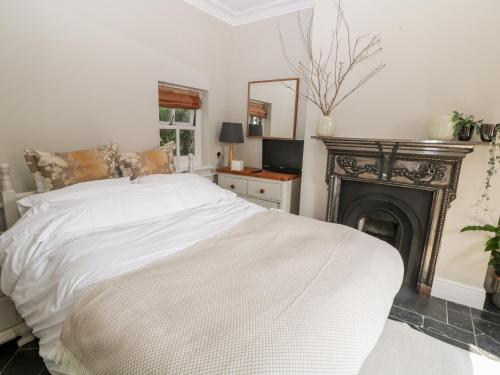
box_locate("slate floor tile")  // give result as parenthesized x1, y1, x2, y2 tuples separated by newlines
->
(471, 307, 500, 326)
(448, 309, 474, 332)
(393, 288, 447, 323)
(38, 367, 51, 375)
(389, 305, 424, 327)
(474, 319, 500, 343)
(423, 317, 476, 345)
(475, 334, 500, 359)
(447, 301, 471, 316)
(2, 349, 45, 375)
(0, 340, 18, 371)
(483, 295, 500, 316)
(414, 326, 471, 352)
(19, 340, 39, 351)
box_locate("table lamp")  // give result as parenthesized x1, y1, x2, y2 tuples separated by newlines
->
(219, 122, 244, 167)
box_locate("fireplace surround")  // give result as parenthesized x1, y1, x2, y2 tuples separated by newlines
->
(315, 137, 474, 296)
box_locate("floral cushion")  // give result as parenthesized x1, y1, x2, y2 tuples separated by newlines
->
(118, 142, 176, 180)
(25, 143, 119, 193)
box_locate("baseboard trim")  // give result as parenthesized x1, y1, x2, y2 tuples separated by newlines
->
(431, 278, 485, 310)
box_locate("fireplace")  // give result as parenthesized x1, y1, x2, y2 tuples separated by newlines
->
(337, 180, 434, 289)
(315, 137, 474, 296)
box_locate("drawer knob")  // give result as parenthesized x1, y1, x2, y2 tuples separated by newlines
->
(230, 184, 235, 189)
(259, 188, 265, 194)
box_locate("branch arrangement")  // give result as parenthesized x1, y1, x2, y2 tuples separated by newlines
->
(279, 1, 385, 116)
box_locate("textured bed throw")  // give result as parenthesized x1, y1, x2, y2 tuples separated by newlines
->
(54, 210, 403, 375)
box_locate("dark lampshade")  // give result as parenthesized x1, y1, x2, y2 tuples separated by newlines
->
(219, 122, 244, 143)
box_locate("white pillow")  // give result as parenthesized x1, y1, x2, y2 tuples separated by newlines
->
(17, 177, 131, 210)
(132, 173, 190, 184)
(133, 172, 238, 209)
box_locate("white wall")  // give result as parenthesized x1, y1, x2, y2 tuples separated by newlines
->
(0, 0, 232, 192)
(300, 0, 500, 306)
(0, 2, 310, 187)
(227, 11, 311, 167)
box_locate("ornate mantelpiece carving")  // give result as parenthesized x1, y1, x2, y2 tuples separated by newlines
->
(336, 155, 450, 185)
(314, 136, 474, 296)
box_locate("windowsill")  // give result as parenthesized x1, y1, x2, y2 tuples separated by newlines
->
(176, 165, 217, 177)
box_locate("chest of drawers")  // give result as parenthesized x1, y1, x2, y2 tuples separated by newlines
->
(217, 168, 301, 214)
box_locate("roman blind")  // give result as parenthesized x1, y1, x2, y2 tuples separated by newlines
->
(248, 101, 267, 118)
(158, 85, 202, 110)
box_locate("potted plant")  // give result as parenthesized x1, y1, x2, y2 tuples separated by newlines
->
(480, 123, 500, 143)
(461, 218, 500, 308)
(452, 111, 483, 141)
(279, 2, 385, 137)
(475, 130, 500, 213)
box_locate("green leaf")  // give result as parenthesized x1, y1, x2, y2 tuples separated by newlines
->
(461, 225, 498, 233)
(485, 238, 499, 251)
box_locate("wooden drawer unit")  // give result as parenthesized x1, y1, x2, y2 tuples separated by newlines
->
(247, 180, 281, 201)
(217, 168, 301, 214)
(218, 175, 247, 195)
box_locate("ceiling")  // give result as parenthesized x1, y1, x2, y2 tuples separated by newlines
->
(217, 0, 279, 12)
(182, 0, 314, 26)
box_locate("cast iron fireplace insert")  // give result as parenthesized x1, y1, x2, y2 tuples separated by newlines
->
(337, 180, 434, 290)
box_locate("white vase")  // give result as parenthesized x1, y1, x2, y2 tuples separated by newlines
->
(427, 115, 455, 141)
(316, 115, 336, 137)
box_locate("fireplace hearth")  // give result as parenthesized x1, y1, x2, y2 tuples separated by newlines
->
(315, 137, 474, 296)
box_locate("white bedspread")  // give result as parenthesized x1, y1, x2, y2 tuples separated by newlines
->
(0, 175, 264, 372)
(0, 174, 403, 374)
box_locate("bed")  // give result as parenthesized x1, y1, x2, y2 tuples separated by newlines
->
(0, 164, 403, 375)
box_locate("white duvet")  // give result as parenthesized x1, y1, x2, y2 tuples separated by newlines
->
(0, 174, 264, 372)
(0, 173, 403, 374)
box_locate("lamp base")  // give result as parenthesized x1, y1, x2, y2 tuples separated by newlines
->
(227, 144, 234, 168)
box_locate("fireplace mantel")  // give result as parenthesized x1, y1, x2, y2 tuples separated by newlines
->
(314, 136, 475, 296)
(312, 136, 475, 155)
(313, 136, 474, 199)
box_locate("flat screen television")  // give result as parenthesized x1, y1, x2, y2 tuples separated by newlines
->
(262, 139, 304, 174)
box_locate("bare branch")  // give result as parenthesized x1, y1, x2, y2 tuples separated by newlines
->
(279, 1, 385, 116)
(332, 63, 386, 111)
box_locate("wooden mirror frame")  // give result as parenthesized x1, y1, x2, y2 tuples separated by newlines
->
(247, 78, 299, 139)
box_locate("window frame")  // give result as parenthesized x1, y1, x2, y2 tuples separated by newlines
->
(159, 108, 201, 169)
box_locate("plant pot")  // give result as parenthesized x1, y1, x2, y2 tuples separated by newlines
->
(480, 124, 499, 142)
(427, 115, 455, 141)
(457, 125, 475, 141)
(492, 275, 500, 309)
(316, 115, 336, 137)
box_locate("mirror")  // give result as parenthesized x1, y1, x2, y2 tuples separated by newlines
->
(247, 78, 299, 139)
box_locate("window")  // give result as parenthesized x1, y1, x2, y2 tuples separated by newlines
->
(248, 116, 262, 126)
(159, 108, 197, 157)
(158, 84, 202, 168)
